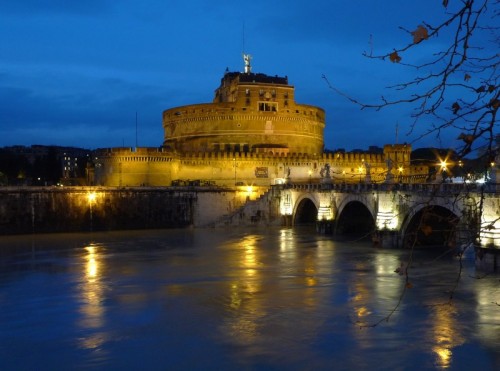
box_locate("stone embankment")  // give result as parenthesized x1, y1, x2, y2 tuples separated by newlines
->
(0, 186, 280, 235)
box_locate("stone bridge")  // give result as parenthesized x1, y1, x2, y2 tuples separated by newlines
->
(276, 182, 500, 269)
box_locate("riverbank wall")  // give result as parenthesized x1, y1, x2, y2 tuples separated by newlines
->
(0, 186, 281, 235)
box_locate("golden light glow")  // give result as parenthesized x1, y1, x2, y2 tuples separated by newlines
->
(85, 244, 100, 282)
(398, 166, 404, 173)
(87, 192, 97, 203)
(430, 304, 464, 369)
(376, 211, 398, 230)
(304, 262, 317, 287)
(78, 244, 105, 336)
(87, 255, 98, 278)
(351, 281, 372, 319)
(479, 198, 500, 246)
(280, 192, 293, 215)
(317, 206, 332, 220)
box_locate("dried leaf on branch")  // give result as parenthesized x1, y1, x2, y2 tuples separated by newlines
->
(389, 51, 402, 63)
(411, 25, 429, 43)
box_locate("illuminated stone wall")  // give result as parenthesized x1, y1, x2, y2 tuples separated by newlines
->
(0, 187, 259, 235)
(163, 105, 325, 154)
(162, 71, 325, 155)
(94, 144, 427, 187)
(93, 69, 430, 188)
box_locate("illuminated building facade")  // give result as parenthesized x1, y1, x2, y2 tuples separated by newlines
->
(94, 56, 425, 187)
(163, 64, 325, 155)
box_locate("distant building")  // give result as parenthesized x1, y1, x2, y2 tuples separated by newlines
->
(94, 56, 426, 187)
(0, 145, 91, 185)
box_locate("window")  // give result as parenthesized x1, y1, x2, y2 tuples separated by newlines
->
(258, 102, 278, 112)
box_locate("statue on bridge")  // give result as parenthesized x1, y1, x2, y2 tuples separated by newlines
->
(319, 164, 332, 184)
(320, 163, 331, 178)
(385, 158, 395, 183)
(320, 163, 332, 185)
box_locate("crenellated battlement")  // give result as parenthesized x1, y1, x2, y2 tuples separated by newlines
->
(93, 145, 426, 188)
(96, 147, 386, 164)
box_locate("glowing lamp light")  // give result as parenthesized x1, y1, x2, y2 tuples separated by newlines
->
(317, 206, 332, 221)
(87, 192, 97, 203)
(280, 204, 293, 216)
(479, 207, 500, 247)
(280, 192, 293, 216)
(376, 211, 398, 230)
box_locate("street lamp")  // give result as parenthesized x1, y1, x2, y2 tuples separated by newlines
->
(437, 160, 447, 182)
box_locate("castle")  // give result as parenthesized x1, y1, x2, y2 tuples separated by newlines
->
(94, 56, 427, 188)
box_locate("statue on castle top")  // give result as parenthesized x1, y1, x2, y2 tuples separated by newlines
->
(243, 53, 252, 73)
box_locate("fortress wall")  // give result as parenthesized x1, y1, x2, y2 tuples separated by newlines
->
(163, 102, 325, 154)
(94, 146, 422, 187)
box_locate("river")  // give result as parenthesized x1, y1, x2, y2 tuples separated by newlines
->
(0, 227, 498, 370)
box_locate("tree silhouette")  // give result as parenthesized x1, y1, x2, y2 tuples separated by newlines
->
(324, 0, 498, 161)
(324, 0, 499, 327)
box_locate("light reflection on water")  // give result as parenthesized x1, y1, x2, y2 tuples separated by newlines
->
(0, 228, 498, 370)
(78, 244, 106, 349)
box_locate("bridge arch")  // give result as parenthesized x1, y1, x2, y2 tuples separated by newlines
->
(335, 193, 377, 220)
(293, 194, 319, 226)
(335, 200, 376, 237)
(400, 204, 460, 248)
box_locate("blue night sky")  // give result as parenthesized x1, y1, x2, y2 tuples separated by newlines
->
(0, 0, 475, 151)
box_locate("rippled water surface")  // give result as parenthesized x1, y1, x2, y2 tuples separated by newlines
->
(0, 227, 499, 370)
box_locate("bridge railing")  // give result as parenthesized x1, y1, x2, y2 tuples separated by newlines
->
(276, 181, 499, 194)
